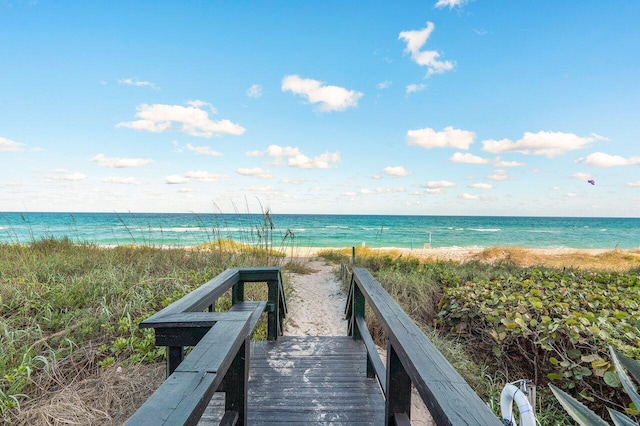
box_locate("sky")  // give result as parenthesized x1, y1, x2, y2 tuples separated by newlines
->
(1, 0, 639, 216)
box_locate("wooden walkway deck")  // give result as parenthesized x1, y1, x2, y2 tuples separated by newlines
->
(199, 336, 385, 425)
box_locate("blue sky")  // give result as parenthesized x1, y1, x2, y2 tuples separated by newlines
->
(1, 0, 639, 216)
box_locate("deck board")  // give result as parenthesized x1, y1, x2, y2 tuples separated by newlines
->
(198, 336, 385, 425)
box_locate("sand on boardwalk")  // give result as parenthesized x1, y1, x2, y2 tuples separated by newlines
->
(284, 256, 436, 425)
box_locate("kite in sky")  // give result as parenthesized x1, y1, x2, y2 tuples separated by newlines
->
(588, 179, 595, 185)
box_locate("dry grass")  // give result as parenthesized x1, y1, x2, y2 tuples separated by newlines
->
(471, 247, 640, 271)
(14, 345, 164, 425)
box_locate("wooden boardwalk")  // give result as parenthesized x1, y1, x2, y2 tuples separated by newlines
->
(199, 336, 385, 425)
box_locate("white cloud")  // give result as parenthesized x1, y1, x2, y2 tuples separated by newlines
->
(627, 182, 640, 187)
(281, 75, 363, 112)
(382, 166, 411, 176)
(565, 193, 577, 198)
(571, 172, 593, 181)
(246, 84, 263, 98)
(185, 143, 223, 157)
(459, 193, 480, 200)
(449, 152, 489, 164)
(0, 137, 24, 152)
(102, 176, 141, 185)
(91, 153, 154, 168)
(435, 0, 468, 9)
(165, 171, 227, 184)
(486, 169, 510, 181)
(377, 81, 391, 90)
(406, 83, 427, 94)
(426, 180, 455, 189)
(426, 188, 444, 194)
(399, 22, 454, 76)
(493, 158, 525, 167)
(118, 78, 157, 89)
(265, 144, 340, 169)
(577, 152, 640, 167)
(407, 126, 475, 150)
(45, 170, 86, 182)
(236, 167, 274, 179)
(482, 131, 606, 157)
(246, 150, 263, 157)
(360, 187, 405, 195)
(468, 183, 493, 189)
(117, 101, 245, 137)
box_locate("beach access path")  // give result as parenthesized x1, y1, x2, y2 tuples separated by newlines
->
(284, 256, 436, 425)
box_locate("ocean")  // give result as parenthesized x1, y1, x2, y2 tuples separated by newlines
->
(0, 212, 639, 250)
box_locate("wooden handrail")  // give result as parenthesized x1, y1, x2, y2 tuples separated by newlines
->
(141, 267, 287, 376)
(348, 267, 501, 426)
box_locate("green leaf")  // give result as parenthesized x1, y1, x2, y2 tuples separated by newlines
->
(549, 384, 609, 426)
(607, 408, 639, 426)
(604, 371, 621, 388)
(610, 346, 640, 411)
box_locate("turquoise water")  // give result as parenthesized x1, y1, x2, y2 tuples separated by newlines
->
(0, 212, 639, 249)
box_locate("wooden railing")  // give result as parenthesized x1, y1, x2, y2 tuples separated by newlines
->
(345, 265, 502, 426)
(127, 267, 287, 426)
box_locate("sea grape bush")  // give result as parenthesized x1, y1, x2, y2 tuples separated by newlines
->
(438, 267, 640, 416)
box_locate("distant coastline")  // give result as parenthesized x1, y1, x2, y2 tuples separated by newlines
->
(1, 212, 639, 250)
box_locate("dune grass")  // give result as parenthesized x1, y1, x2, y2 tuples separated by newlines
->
(324, 246, 640, 424)
(0, 237, 291, 424)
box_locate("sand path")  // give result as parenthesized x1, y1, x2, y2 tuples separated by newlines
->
(283, 257, 435, 425)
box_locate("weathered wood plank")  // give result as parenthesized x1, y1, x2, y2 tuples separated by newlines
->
(198, 337, 385, 425)
(352, 267, 501, 426)
(355, 316, 386, 392)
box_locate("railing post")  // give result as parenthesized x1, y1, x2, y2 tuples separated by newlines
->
(267, 279, 279, 340)
(166, 346, 184, 377)
(385, 341, 411, 425)
(232, 281, 245, 305)
(223, 338, 249, 425)
(352, 280, 364, 341)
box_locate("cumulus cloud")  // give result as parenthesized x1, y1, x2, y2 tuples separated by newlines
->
(118, 78, 157, 89)
(406, 83, 427, 94)
(0, 137, 24, 152)
(377, 81, 392, 90)
(494, 158, 525, 167)
(360, 187, 405, 195)
(117, 101, 245, 137)
(435, 0, 468, 8)
(91, 154, 154, 168)
(482, 131, 606, 157)
(185, 143, 223, 157)
(486, 169, 510, 181)
(281, 75, 363, 112)
(236, 167, 274, 179)
(246, 84, 263, 98)
(426, 180, 455, 189)
(571, 172, 593, 181)
(265, 144, 340, 169)
(399, 22, 454, 76)
(45, 170, 86, 182)
(577, 152, 640, 167)
(407, 126, 475, 150)
(426, 188, 444, 194)
(165, 171, 227, 184)
(449, 152, 489, 164)
(102, 176, 141, 185)
(627, 182, 640, 187)
(468, 183, 493, 189)
(459, 193, 479, 200)
(382, 166, 411, 176)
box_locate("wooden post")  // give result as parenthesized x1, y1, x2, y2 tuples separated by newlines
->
(385, 341, 411, 425)
(267, 280, 279, 340)
(352, 282, 364, 341)
(351, 246, 356, 263)
(166, 346, 184, 377)
(232, 281, 245, 305)
(223, 339, 249, 425)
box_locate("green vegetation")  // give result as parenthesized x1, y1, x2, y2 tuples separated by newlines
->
(0, 237, 290, 422)
(329, 248, 640, 423)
